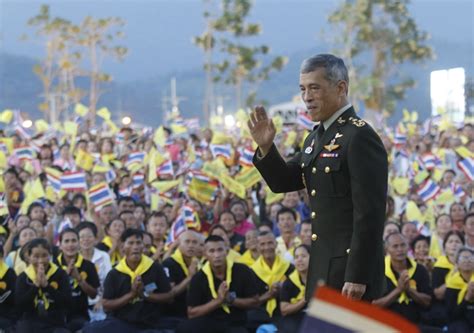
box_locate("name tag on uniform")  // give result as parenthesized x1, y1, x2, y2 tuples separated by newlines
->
(320, 153, 339, 158)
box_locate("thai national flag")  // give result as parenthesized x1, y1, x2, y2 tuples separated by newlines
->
(393, 126, 407, 146)
(451, 183, 466, 199)
(417, 179, 441, 202)
(182, 205, 201, 230)
(125, 151, 145, 167)
(132, 173, 145, 189)
(297, 112, 316, 130)
(166, 216, 187, 245)
(105, 168, 116, 183)
(45, 167, 63, 193)
(457, 157, 474, 181)
(210, 144, 232, 159)
(157, 160, 174, 177)
(14, 147, 34, 161)
(300, 286, 420, 333)
(60, 171, 87, 191)
(115, 133, 125, 145)
(239, 147, 254, 167)
(88, 183, 114, 211)
(185, 118, 200, 130)
(420, 153, 441, 170)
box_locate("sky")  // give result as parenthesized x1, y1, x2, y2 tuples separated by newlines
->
(1, 0, 473, 82)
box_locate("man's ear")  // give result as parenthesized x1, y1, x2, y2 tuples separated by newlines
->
(337, 80, 348, 97)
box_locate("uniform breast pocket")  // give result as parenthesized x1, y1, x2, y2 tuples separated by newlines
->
(315, 159, 349, 197)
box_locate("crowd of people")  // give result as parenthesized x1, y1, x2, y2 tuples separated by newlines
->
(0, 108, 472, 333)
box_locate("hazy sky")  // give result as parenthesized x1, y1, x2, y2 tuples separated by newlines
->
(1, 0, 473, 82)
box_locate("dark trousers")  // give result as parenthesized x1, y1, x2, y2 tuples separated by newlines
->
(176, 317, 248, 333)
(82, 317, 168, 333)
(16, 319, 70, 333)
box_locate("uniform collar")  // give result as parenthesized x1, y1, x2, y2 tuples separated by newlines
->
(322, 103, 352, 130)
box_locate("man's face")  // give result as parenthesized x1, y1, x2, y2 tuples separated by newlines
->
(60, 232, 79, 257)
(299, 68, 346, 122)
(387, 234, 408, 261)
(300, 223, 312, 245)
(205, 241, 227, 268)
(179, 231, 199, 257)
(119, 200, 135, 213)
(123, 235, 144, 262)
(465, 216, 474, 237)
(100, 206, 116, 224)
(277, 212, 296, 234)
(257, 234, 277, 261)
(282, 192, 299, 209)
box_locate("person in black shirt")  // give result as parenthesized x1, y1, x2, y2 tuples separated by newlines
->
(373, 232, 432, 324)
(279, 244, 309, 333)
(162, 230, 200, 322)
(15, 238, 71, 333)
(177, 235, 259, 333)
(0, 242, 17, 331)
(55, 228, 100, 331)
(83, 228, 173, 333)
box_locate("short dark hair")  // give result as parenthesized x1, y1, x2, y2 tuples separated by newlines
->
(63, 206, 82, 217)
(59, 228, 79, 243)
(294, 244, 310, 255)
(119, 210, 134, 219)
(105, 219, 125, 234)
(218, 210, 236, 222)
(76, 222, 98, 238)
(147, 211, 168, 225)
(410, 235, 430, 251)
(205, 235, 225, 244)
(120, 228, 143, 243)
(384, 231, 405, 245)
(443, 230, 465, 250)
(27, 202, 44, 217)
(301, 219, 311, 226)
(26, 238, 51, 256)
(257, 230, 275, 238)
(276, 207, 297, 222)
(118, 196, 135, 206)
(209, 224, 226, 235)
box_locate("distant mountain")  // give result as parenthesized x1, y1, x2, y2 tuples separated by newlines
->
(1, 38, 472, 127)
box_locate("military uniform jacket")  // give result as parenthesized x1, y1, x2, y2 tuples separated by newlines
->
(254, 107, 388, 300)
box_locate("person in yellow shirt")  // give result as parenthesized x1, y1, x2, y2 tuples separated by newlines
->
(275, 207, 301, 262)
(237, 230, 259, 267)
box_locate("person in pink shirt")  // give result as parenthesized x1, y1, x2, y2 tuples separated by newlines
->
(230, 199, 255, 236)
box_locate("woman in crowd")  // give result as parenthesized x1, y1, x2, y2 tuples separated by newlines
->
(430, 214, 453, 259)
(450, 203, 467, 232)
(5, 227, 37, 275)
(279, 244, 309, 333)
(96, 218, 125, 266)
(411, 235, 434, 274)
(237, 229, 260, 267)
(218, 210, 245, 254)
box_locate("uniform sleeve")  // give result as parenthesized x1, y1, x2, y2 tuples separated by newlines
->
(345, 126, 388, 284)
(85, 261, 100, 289)
(253, 144, 305, 193)
(187, 273, 206, 307)
(153, 263, 171, 293)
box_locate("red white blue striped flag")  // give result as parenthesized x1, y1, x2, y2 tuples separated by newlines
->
(457, 157, 473, 181)
(417, 178, 441, 202)
(61, 171, 87, 191)
(296, 111, 316, 130)
(88, 183, 114, 211)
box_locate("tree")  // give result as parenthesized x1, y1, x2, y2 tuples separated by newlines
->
(194, 0, 287, 122)
(327, 0, 433, 113)
(25, 5, 127, 125)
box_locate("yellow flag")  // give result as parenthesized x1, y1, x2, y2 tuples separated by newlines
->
(402, 109, 411, 122)
(0, 177, 5, 193)
(436, 189, 455, 205)
(406, 201, 422, 222)
(154, 126, 166, 147)
(74, 103, 89, 117)
(0, 151, 7, 170)
(266, 190, 284, 205)
(414, 170, 429, 185)
(105, 119, 119, 135)
(92, 164, 111, 173)
(235, 109, 248, 123)
(20, 178, 45, 214)
(202, 159, 228, 178)
(45, 186, 57, 202)
(151, 179, 181, 193)
(75, 150, 95, 171)
(97, 107, 111, 120)
(148, 148, 157, 183)
(64, 121, 78, 136)
(284, 131, 297, 147)
(211, 132, 232, 145)
(455, 147, 474, 159)
(235, 167, 261, 189)
(432, 168, 444, 182)
(220, 174, 246, 199)
(273, 116, 283, 133)
(392, 177, 410, 195)
(411, 111, 418, 123)
(171, 124, 187, 135)
(35, 119, 49, 133)
(0, 110, 13, 124)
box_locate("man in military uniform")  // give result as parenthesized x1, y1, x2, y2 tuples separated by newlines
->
(248, 54, 388, 301)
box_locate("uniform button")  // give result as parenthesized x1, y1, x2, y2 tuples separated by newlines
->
(301, 162, 305, 168)
(312, 167, 317, 174)
(311, 212, 316, 219)
(311, 189, 316, 197)
(324, 166, 330, 173)
(311, 234, 318, 241)
(346, 248, 350, 254)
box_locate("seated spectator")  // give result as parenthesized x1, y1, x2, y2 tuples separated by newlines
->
(299, 219, 312, 246)
(77, 222, 112, 321)
(209, 224, 241, 262)
(411, 235, 434, 274)
(145, 212, 169, 261)
(429, 214, 452, 259)
(0, 242, 17, 331)
(248, 231, 294, 329)
(275, 207, 301, 262)
(401, 222, 418, 257)
(119, 210, 139, 230)
(464, 213, 474, 250)
(5, 226, 37, 275)
(237, 230, 259, 267)
(218, 210, 245, 254)
(55, 228, 100, 331)
(177, 235, 259, 333)
(383, 221, 401, 241)
(97, 218, 126, 266)
(445, 247, 474, 333)
(162, 230, 200, 321)
(373, 232, 431, 324)
(279, 244, 309, 333)
(84, 229, 173, 333)
(15, 238, 71, 333)
(229, 200, 255, 237)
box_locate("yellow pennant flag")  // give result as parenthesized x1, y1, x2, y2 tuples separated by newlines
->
(74, 103, 89, 117)
(202, 159, 228, 178)
(151, 179, 181, 193)
(273, 115, 283, 134)
(0, 151, 7, 170)
(235, 167, 261, 189)
(20, 178, 46, 214)
(432, 168, 444, 182)
(92, 164, 111, 174)
(392, 177, 410, 196)
(148, 148, 157, 183)
(188, 177, 217, 204)
(436, 189, 455, 206)
(406, 201, 422, 222)
(171, 124, 187, 135)
(45, 186, 57, 202)
(402, 108, 411, 122)
(0, 110, 13, 124)
(414, 170, 429, 185)
(220, 174, 246, 199)
(211, 132, 232, 145)
(266, 189, 284, 205)
(154, 126, 166, 147)
(35, 119, 49, 133)
(105, 119, 119, 135)
(97, 107, 111, 120)
(75, 150, 95, 171)
(64, 121, 78, 136)
(455, 147, 474, 159)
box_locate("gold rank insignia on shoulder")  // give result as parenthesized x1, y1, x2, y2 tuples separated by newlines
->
(337, 117, 346, 124)
(351, 119, 366, 127)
